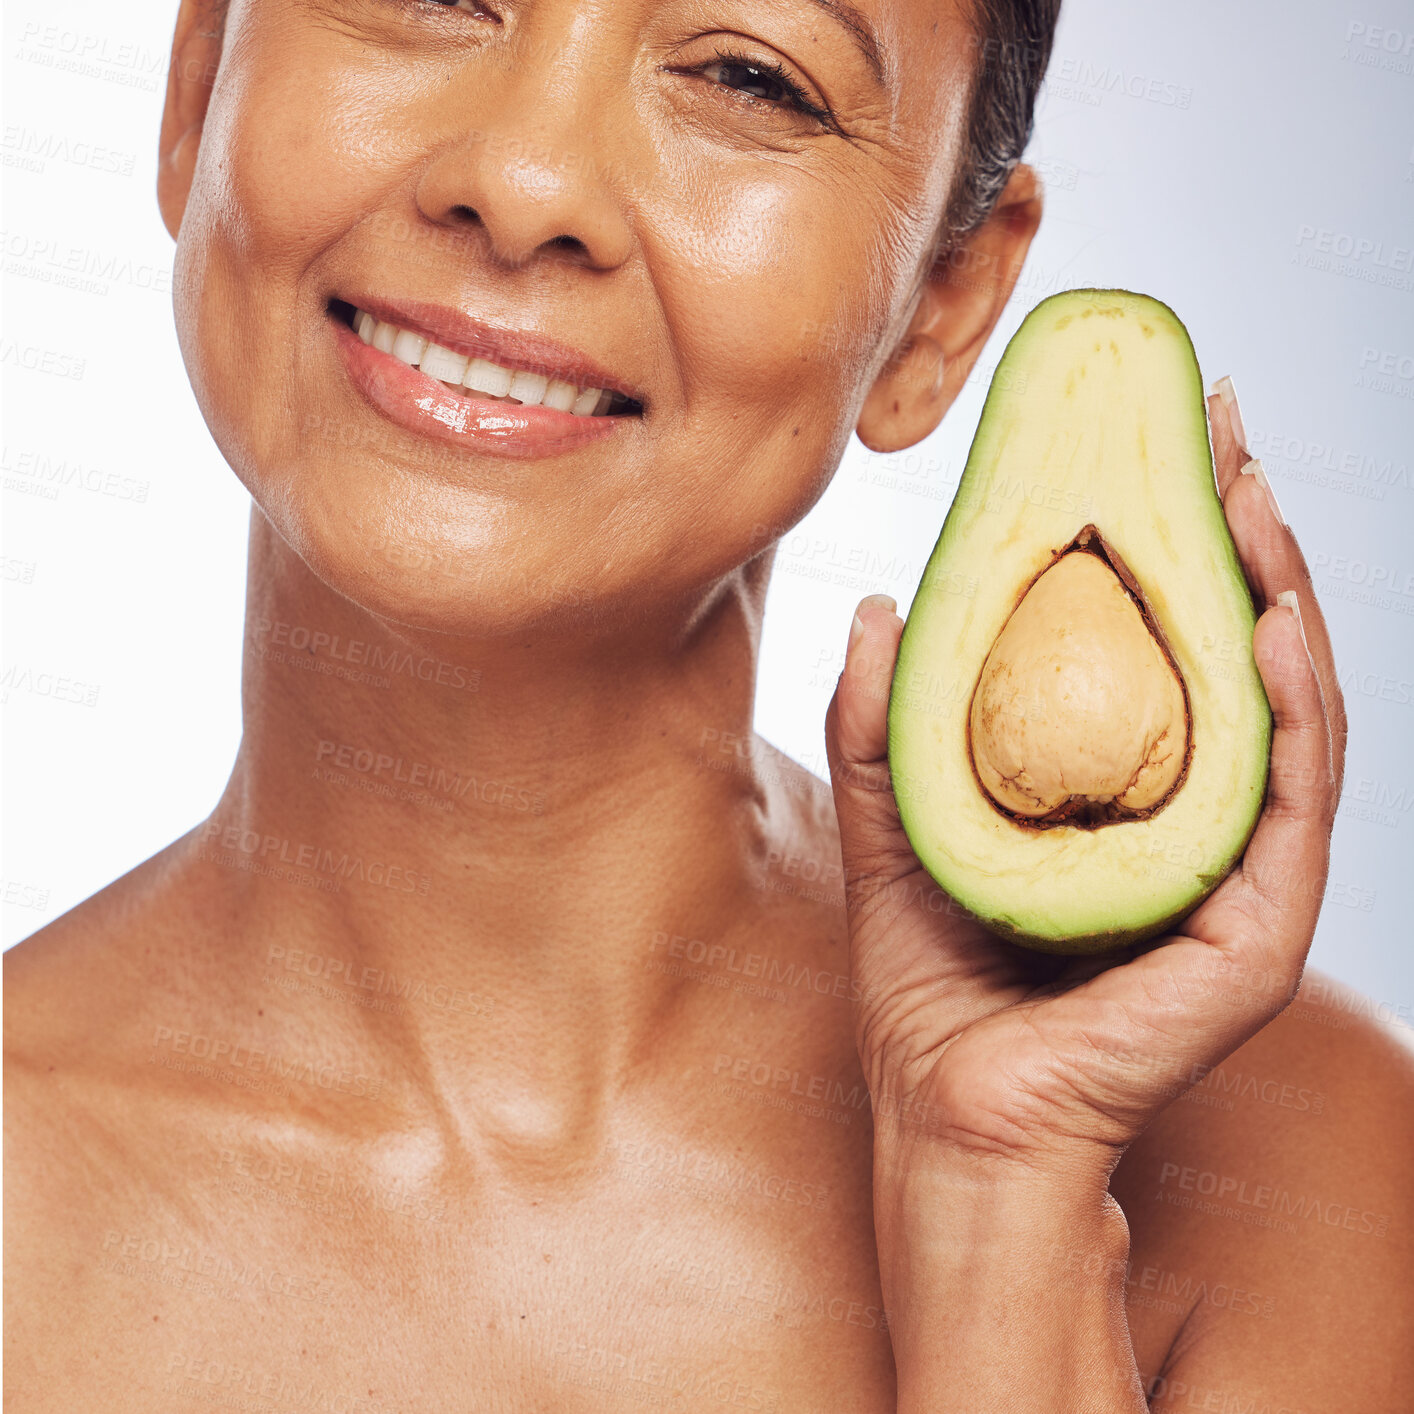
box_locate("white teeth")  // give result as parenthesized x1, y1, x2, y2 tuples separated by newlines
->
(542, 379, 578, 413)
(352, 307, 630, 415)
(420, 342, 469, 384)
(391, 329, 428, 366)
(508, 371, 550, 406)
(463, 358, 512, 398)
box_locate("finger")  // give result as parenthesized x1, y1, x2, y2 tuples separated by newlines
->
(1208, 384, 1248, 497)
(1221, 455, 1347, 800)
(832, 595, 904, 768)
(1208, 380, 1346, 796)
(825, 597, 1014, 1006)
(1182, 596, 1334, 982)
(824, 595, 919, 894)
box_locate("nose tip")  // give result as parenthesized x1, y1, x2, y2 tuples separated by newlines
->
(414, 111, 634, 272)
(444, 202, 596, 268)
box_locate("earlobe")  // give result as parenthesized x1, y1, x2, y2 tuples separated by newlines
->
(156, 0, 224, 240)
(855, 164, 1044, 455)
(855, 332, 950, 455)
(158, 127, 204, 240)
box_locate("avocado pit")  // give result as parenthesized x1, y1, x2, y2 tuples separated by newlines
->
(968, 530, 1191, 828)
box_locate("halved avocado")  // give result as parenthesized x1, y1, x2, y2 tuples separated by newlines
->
(887, 289, 1271, 954)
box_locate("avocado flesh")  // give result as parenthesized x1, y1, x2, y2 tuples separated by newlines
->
(887, 289, 1271, 954)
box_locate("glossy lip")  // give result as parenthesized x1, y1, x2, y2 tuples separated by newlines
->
(341, 294, 647, 406)
(330, 316, 637, 460)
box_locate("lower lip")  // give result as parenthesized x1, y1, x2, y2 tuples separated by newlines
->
(331, 316, 633, 459)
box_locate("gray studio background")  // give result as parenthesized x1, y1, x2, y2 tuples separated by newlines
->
(5, 2, 1411, 1022)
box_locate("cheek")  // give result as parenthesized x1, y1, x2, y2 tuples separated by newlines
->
(200, 34, 420, 284)
(175, 26, 434, 480)
(637, 168, 907, 553)
(656, 171, 888, 409)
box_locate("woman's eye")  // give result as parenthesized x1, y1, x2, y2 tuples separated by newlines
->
(418, 0, 499, 16)
(697, 53, 828, 120)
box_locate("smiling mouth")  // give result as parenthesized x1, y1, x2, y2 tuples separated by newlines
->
(329, 300, 643, 417)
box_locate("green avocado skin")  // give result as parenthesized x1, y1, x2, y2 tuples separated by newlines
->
(886, 288, 1271, 955)
(980, 892, 1225, 956)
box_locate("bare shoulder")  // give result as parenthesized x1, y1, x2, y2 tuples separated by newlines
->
(4, 831, 207, 1075)
(4, 836, 212, 1326)
(1112, 969, 1414, 1410)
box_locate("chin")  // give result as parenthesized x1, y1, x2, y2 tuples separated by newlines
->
(268, 492, 606, 640)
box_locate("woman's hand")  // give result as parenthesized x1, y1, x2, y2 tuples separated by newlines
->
(824, 382, 1347, 1410)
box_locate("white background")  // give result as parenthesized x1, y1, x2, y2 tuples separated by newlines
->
(5, 1, 1412, 1024)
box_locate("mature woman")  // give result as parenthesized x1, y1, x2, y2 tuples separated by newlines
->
(6, 0, 1411, 1407)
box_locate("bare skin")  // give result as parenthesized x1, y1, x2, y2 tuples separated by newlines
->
(6, 0, 1413, 1408)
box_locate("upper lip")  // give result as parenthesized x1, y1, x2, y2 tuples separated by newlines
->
(338, 295, 646, 407)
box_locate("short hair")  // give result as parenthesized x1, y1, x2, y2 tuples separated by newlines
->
(942, 0, 1062, 247)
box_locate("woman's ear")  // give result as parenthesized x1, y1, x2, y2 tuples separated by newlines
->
(157, 0, 226, 240)
(856, 164, 1044, 454)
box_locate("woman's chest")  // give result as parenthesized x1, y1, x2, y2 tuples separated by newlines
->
(30, 1125, 898, 1412)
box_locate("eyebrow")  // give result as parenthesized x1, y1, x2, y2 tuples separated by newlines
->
(805, 0, 888, 87)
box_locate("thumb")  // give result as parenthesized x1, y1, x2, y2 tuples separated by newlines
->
(824, 595, 919, 908)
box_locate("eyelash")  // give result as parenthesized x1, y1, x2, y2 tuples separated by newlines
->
(695, 45, 831, 123)
(416, 0, 501, 18)
(407, 4, 830, 125)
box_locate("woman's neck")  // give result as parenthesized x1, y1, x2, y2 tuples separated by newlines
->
(190, 510, 822, 1129)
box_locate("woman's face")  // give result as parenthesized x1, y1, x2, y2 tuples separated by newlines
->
(162, 0, 990, 635)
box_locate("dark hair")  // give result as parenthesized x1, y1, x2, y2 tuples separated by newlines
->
(942, 0, 1062, 246)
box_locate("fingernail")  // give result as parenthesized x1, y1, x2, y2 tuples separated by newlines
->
(1212, 375, 1248, 455)
(1276, 589, 1308, 649)
(859, 593, 899, 615)
(1239, 457, 1287, 527)
(849, 594, 898, 650)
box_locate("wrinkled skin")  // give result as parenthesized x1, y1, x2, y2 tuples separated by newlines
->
(163, 0, 978, 640)
(5, 1, 1412, 1410)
